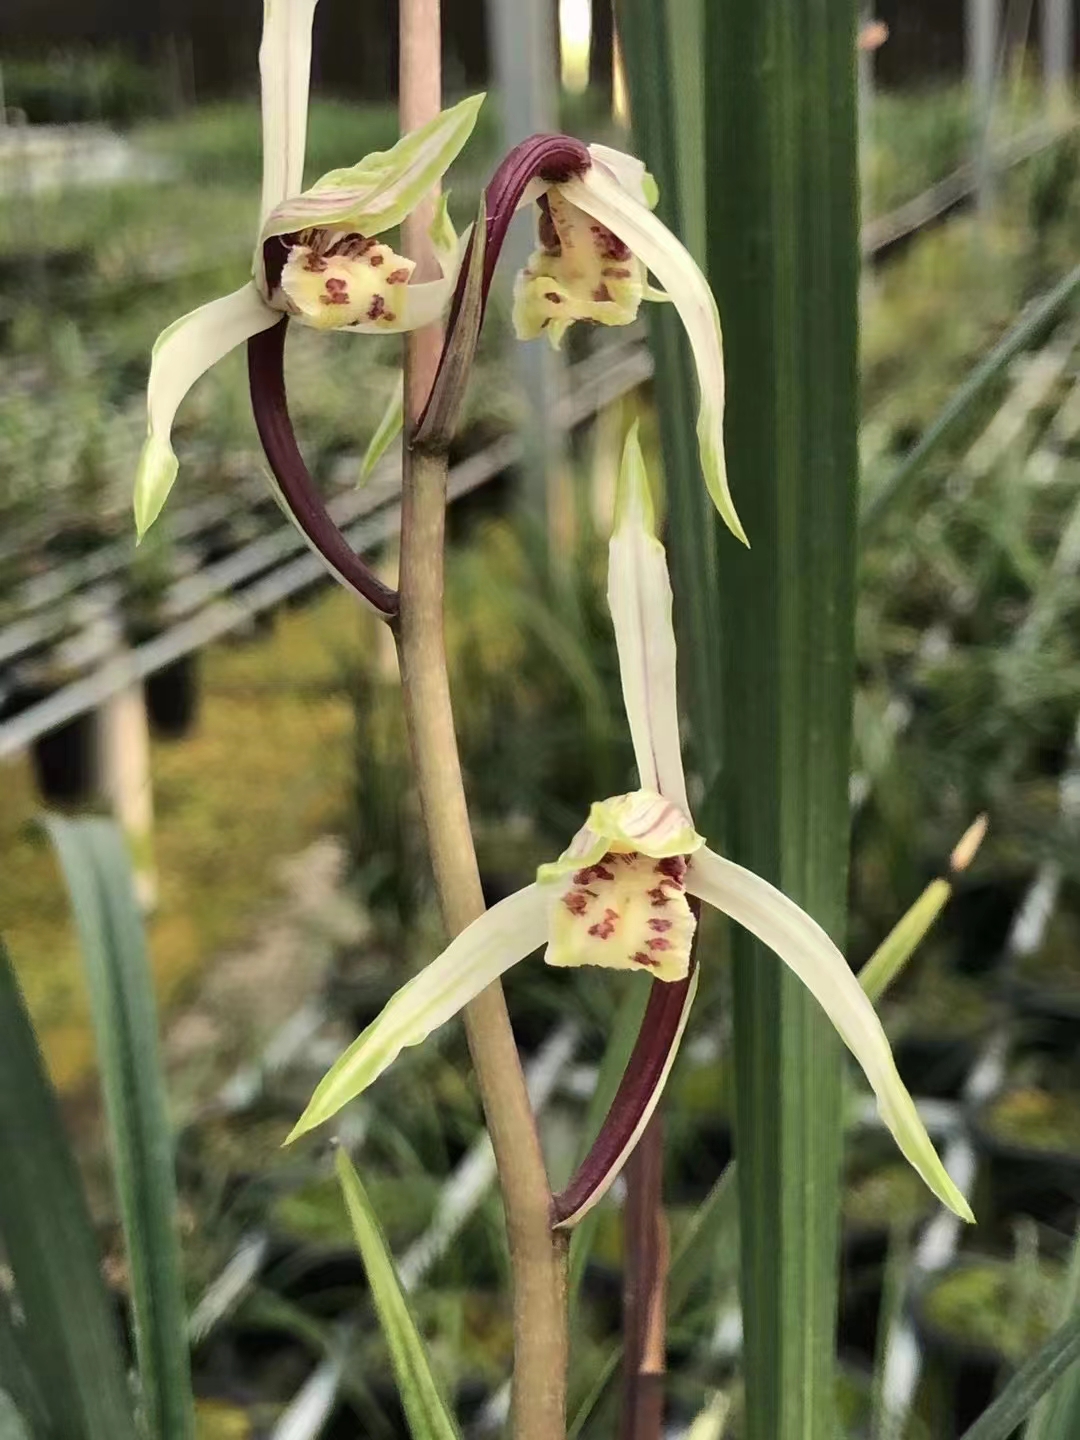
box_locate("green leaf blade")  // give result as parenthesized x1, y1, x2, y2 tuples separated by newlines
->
(704, 2, 861, 1434)
(961, 1313, 1080, 1440)
(46, 815, 194, 1440)
(334, 1148, 462, 1440)
(0, 941, 139, 1440)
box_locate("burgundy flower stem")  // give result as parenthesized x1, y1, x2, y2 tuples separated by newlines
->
(552, 943, 698, 1227)
(417, 132, 590, 435)
(247, 319, 399, 617)
(620, 1112, 667, 1440)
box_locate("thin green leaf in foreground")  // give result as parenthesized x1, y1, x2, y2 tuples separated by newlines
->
(360, 372, 404, 482)
(0, 941, 138, 1440)
(46, 815, 194, 1440)
(1026, 1219, 1080, 1439)
(335, 1147, 462, 1440)
(960, 1312, 1080, 1440)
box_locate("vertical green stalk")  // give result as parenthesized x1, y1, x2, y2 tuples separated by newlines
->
(706, 5, 860, 1438)
(617, 0, 724, 790)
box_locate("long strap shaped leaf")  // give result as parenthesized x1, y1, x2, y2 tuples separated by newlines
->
(960, 1312, 1080, 1440)
(335, 1147, 462, 1440)
(46, 816, 195, 1440)
(0, 940, 139, 1440)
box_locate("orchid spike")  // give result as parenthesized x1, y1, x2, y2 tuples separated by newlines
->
(133, 0, 483, 541)
(288, 424, 971, 1229)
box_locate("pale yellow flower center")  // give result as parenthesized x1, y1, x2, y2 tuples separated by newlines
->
(278, 230, 415, 331)
(513, 190, 645, 347)
(545, 849, 695, 984)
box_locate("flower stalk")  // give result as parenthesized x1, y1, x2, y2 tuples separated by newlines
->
(393, 5, 569, 1438)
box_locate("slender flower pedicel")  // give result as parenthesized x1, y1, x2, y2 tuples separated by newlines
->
(133, 0, 483, 542)
(289, 425, 972, 1228)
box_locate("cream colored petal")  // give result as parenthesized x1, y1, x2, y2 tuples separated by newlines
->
(537, 790, 703, 885)
(262, 92, 485, 242)
(288, 883, 549, 1140)
(562, 168, 747, 546)
(258, 0, 319, 228)
(135, 284, 278, 538)
(687, 847, 974, 1222)
(587, 142, 659, 209)
(608, 423, 690, 813)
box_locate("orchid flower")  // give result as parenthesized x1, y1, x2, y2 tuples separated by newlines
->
(288, 424, 971, 1229)
(511, 141, 743, 546)
(133, 0, 483, 540)
(405, 135, 743, 543)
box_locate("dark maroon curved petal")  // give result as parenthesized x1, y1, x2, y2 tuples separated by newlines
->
(248, 318, 399, 617)
(552, 912, 701, 1228)
(419, 132, 590, 434)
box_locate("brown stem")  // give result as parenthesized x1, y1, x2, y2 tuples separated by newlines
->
(620, 1113, 668, 1440)
(394, 448, 569, 1440)
(396, 7, 569, 1439)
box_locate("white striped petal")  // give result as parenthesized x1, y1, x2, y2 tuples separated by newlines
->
(554, 964, 700, 1228)
(258, 0, 319, 229)
(686, 847, 974, 1222)
(608, 423, 690, 814)
(261, 93, 485, 243)
(561, 168, 747, 547)
(288, 883, 549, 1140)
(135, 284, 279, 538)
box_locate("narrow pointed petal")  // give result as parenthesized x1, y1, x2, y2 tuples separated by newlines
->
(135, 285, 278, 538)
(553, 964, 699, 1226)
(258, 0, 319, 228)
(687, 848, 973, 1221)
(562, 169, 747, 546)
(608, 423, 691, 814)
(288, 884, 549, 1141)
(262, 92, 485, 242)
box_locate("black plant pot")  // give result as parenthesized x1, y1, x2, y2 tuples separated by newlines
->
(8, 673, 100, 804)
(579, 1259, 623, 1338)
(193, 1318, 317, 1407)
(911, 1276, 1006, 1436)
(271, 1244, 372, 1321)
(838, 1224, 890, 1366)
(127, 612, 201, 740)
(665, 1118, 734, 1206)
(893, 1030, 983, 1101)
(970, 1111, 1080, 1232)
(946, 876, 1026, 976)
(1005, 965, 1080, 1030)
(145, 653, 200, 738)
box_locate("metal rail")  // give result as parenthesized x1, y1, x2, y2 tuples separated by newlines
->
(0, 338, 651, 760)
